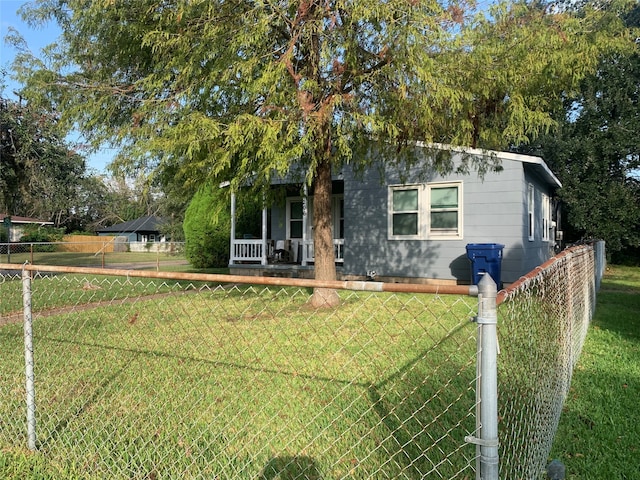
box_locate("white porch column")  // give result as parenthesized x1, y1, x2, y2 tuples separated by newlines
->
(261, 200, 268, 266)
(302, 184, 308, 266)
(229, 191, 236, 266)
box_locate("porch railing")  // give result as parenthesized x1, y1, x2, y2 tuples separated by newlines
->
(230, 239, 344, 265)
(231, 239, 267, 264)
(301, 239, 344, 264)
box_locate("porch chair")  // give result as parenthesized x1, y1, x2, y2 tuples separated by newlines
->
(273, 239, 292, 263)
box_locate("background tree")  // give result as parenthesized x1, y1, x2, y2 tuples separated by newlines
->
(10, 0, 633, 304)
(522, 3, 640, 262)
(0, 95, 85, 223)
(0, 93, 169, 234)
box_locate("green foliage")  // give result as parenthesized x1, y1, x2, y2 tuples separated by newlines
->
(10, 0, 636, 277)
(13, 1, 629, 179)
(183, 185, 228, 268)
(0, 96, 129, 233)
(184, 185, 262, 268)
(522, 3, 640, 256)
(20, 224, 64, 243)
(19, 225, 65, 252)
(0, 97, 85, 220)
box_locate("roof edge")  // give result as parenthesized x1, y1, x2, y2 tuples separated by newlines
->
(415, 142, 562, 188)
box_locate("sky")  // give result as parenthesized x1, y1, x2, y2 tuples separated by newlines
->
(0, 0, 113, 173)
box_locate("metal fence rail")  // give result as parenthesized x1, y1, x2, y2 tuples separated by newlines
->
(0, 241, 605, 479)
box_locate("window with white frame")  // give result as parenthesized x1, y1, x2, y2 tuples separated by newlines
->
(333, 196, 344, 239)
(388, 182, 462, 240)
(287, 199, 304, 238)
(528, 184, 535, 241)
(542, 194, 551, 242)
(389, 186, 421, 239)
(429, 183, 462, 237)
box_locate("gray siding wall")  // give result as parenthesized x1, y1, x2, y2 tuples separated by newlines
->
(342, 154, 556, 284)
(518, 167, 557, 276)
(267, 150, 557, 284)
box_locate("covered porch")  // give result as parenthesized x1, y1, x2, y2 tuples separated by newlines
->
(228, 184, 345, 268)
(230, 237, 345, 266)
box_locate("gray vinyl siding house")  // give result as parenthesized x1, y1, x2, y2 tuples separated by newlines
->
(229, 145, 561, 285)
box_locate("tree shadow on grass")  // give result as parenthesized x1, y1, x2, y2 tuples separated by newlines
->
(367, 322, 478, 478)
(258, 455, 322, 480)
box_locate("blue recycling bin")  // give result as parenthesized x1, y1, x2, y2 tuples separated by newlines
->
(466, 243, 505, 287)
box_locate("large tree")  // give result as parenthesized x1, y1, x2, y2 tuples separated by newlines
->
(10, 0, 633, 305)
(522, 3, 640, 258)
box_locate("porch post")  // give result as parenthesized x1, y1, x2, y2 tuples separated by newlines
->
(229, 191, 236, 266)
(261, 197, 268, 266)
(302, 184, 308, 266)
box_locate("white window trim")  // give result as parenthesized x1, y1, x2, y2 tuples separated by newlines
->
(388, 182, 463, 240)
(542, 194, 550, 242)
(427, 181, 463, 240)
(285, 197, 305, 239)
(528, 184, 535, 241)
(388, 184, 424, 240)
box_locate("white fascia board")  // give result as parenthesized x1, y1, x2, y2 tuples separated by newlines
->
(415, 142, 562, 188)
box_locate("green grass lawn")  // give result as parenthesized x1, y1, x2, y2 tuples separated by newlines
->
(0, 275, 479, 479)
(550, 265, 640, 479)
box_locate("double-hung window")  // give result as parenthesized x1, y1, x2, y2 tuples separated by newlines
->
(288, 199, 304, 238)
(528, 184, 535, 241)
(542, 194, 551, 242)
(429, 184, 461, 238)
(390, 186, 421, 239)
(388, 182, 462, 239)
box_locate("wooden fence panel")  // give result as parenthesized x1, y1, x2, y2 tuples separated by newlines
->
(61, 235, 115, 253)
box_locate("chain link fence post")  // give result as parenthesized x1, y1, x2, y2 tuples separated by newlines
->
(467, 273, 499, 480)
(22, 266, 37, 451)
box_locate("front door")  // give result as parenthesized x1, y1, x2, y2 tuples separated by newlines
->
(286, 196, 343, 240)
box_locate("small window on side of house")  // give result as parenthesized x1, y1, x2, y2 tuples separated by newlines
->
(542, 194, 550, 242)
(528, 184, 535, 241)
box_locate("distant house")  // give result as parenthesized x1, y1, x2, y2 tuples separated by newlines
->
(97, 216, 168, 243)
(0, 214, 54, 242)
(228, 144, 562, 285)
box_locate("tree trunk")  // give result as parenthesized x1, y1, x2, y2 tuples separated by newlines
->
(309, 156, 340, 308)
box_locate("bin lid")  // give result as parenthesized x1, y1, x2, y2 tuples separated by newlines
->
(466, 243, 505, 250)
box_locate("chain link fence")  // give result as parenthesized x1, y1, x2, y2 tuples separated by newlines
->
(1, 266, 481, 479)
(0, 241, 186, 270)
(496, 241, 605, 479)
(0, 241, 604, 479)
